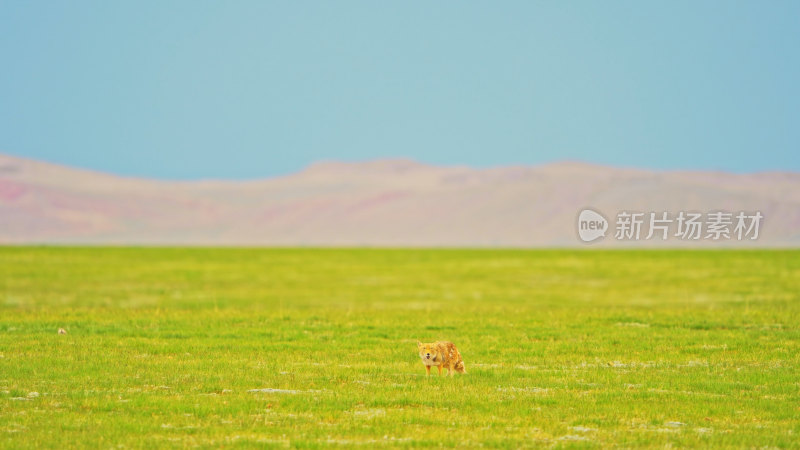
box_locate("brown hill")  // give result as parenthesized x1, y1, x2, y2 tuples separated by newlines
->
(1, 153, 798, 246)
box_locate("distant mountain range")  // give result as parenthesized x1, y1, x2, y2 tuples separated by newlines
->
(1, 153, 798, 246)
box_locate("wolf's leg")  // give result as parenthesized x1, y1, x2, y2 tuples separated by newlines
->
(425, 365, 431, 376)
(437, 365, 442, 376)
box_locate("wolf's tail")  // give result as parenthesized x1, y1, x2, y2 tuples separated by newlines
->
(455, 361, 466, 373)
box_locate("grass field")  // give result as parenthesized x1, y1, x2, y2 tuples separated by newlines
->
(1, 248, 799, 448)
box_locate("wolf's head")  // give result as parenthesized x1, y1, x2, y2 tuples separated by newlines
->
(417, 341, 440, 364)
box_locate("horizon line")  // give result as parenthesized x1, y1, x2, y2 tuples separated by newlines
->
(1, 151, 798, 183)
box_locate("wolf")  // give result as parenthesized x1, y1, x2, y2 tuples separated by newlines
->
(417, 341, 466, 376)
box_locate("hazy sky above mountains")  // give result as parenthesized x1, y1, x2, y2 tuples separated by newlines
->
(1, 1, 798, 179)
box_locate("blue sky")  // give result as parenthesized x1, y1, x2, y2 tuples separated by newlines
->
(1, 1, 798, 179)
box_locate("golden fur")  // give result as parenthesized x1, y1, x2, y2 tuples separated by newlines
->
(417, 341, 466, 376)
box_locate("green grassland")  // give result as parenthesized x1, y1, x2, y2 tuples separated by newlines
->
(1, 248, 799, 448)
